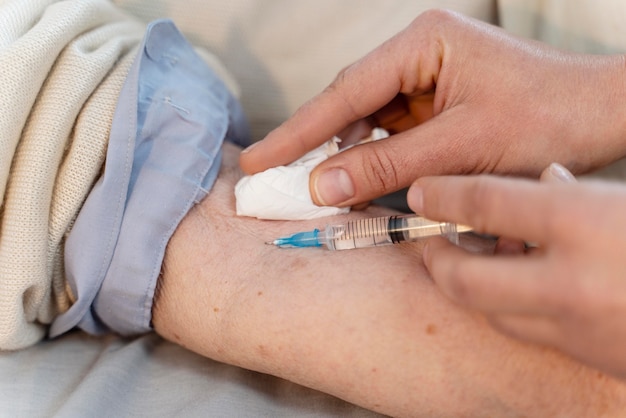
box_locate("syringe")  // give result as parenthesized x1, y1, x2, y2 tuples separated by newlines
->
(266, 214, 472, 251)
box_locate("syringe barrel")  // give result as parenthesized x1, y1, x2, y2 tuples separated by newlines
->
(324, 216, 393, 250)
(323, 214, 461, 251)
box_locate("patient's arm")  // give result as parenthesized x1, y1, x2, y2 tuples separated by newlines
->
(152, 142, 626, 418)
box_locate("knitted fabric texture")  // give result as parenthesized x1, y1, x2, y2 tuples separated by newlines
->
(0, 0, 144, 349)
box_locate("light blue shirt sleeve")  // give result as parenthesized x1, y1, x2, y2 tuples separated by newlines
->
(50, 19, 250, 337)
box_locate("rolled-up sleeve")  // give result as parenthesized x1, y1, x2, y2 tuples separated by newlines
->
(50, 19, 250, 337)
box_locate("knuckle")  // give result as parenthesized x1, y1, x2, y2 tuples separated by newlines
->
(412, 8, 460, 30)
(360, 147, 401, 195)
(324, 65, 363, 120)
(328, 67, 348, 92)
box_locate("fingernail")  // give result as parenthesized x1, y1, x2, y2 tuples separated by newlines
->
(540, 162, 575, 183)
(548, 162, 576, 183)
(241, 141, 260, 154)
(407, 184, 424, 214)
(313, 168, 355, 206)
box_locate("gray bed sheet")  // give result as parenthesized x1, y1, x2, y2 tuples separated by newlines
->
(0, 331, 386, 417)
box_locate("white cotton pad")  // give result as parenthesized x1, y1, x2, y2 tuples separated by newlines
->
(235, 137, 350, 220)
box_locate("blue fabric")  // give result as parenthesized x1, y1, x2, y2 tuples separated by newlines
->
(50, 19, 250, 337)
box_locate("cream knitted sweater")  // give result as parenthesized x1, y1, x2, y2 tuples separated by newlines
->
(0, 0, 144, 349)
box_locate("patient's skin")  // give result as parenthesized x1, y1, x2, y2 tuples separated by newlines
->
(152, 142, 626, 418)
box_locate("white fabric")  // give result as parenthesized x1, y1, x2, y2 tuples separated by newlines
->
(0, 332, 384, 417)
(235, 138, 350, 220)
(235, 129, 389, 221)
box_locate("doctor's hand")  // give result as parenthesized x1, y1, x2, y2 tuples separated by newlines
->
(407, 171, 626, 380)
(239, 9, 626, 207)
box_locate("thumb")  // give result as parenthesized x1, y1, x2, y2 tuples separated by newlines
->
(309, 109, 483, 207)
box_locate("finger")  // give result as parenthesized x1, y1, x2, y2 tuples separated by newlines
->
(423, 236, 554, 315)
(351, 201, 371, 211)
(239, 62, 399, 175)
(370, 93, 434, 134)
(408, 175, 576, 244)
(239, 27, 443, 175)
(337, 93, 435, 147)
(487, 313, 562, 348)
(336, 119, 377, 148)
(491, 165, 576, 254)
(309, 108, 486, 206)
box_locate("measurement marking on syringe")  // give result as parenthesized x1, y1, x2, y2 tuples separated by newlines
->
(267, 214, 472, 250)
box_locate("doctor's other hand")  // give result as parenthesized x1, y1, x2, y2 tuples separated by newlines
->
(407, 172, 626, 380)
(239, 9, 626, 207)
